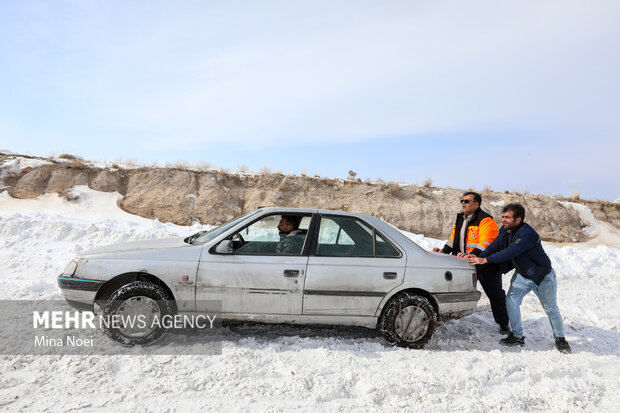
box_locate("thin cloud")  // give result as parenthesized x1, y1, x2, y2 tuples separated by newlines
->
(111, 2, 620, 146)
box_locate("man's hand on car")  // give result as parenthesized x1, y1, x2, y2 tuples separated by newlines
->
(467, 256, 487, 265)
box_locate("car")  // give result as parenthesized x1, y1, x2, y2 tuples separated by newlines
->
(58, 207, 481, 348)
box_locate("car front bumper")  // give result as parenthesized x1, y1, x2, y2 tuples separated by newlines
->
(57, 276, 104, 311)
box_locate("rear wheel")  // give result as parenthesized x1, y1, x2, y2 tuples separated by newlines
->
(379, 293, 437, 349)
(102, 281, 175, 346)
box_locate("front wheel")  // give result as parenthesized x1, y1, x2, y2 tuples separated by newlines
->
(379, 293, 437, 349)
(102, 281, 175, 346)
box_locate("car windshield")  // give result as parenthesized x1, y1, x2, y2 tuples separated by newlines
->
(185, 210, 261, 245)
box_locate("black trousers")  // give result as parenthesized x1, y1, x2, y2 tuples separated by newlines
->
(477, 269, 509, 326)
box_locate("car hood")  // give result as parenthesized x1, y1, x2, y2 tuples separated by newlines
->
(80, 237, 189, 257)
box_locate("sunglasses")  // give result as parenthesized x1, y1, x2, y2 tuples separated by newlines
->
(460, 199, 472, 204)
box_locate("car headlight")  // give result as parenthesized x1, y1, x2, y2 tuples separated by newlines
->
(62, 260, 79, 276)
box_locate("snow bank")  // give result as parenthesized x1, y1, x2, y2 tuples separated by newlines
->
(0, 187, 206, 300)
(0, 156, 52, 171)
(0, 188, 618, 412)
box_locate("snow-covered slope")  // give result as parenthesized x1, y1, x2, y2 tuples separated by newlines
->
(0, 187, 618, 412)
(559, 201, 620, 248)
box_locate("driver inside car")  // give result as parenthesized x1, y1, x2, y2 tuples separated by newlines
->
(276, 215, 305, 255)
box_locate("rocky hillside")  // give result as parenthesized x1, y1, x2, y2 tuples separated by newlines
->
(2, 153, 619, 243)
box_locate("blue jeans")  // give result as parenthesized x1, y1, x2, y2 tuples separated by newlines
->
(506, 269, 565, 339)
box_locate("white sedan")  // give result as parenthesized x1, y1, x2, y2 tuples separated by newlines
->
(58, 207, 480, 348)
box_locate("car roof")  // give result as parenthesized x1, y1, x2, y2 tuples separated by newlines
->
(256, 206, 376, 220)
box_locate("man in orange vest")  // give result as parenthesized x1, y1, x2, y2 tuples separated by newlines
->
(434, 191, 510, 334)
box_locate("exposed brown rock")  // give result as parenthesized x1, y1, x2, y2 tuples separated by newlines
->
(119, 169, 198, 225)
(10, 167, 53, 198)
(193, 172, 245, 224)
(47, 168, 90, 194)
(90, 170, 121, 192)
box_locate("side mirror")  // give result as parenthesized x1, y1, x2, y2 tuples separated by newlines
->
(215, 240, 233, 254)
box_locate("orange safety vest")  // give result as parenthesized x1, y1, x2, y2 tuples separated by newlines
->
(443, 209, 498, 256)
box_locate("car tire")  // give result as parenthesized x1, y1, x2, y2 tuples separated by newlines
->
(102, 281, 175, 346)
(379, 293, 437, 349)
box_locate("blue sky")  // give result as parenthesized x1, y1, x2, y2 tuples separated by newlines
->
(1, 1, 619, 200)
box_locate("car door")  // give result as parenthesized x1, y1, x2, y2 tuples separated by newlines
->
(195, 213, 311, 315)
(303, 215, 406, 316)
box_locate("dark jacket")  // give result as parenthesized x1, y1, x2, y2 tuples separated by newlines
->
(276, 230, 305, 255)
(441, 208, 499, 275)
(480, 222, 552, 285)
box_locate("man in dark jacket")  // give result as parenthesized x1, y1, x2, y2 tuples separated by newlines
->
(276, 215, 305, 255)
(467, 203, 572, 353)
(434, 192, 510, 334)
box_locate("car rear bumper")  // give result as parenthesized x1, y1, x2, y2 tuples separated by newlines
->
(57, 276, 103, 311)
(431, 291, 481, 320)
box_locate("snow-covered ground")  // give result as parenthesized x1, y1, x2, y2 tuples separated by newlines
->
(0, 187, 618, 412)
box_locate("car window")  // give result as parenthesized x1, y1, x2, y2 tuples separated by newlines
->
(317, 218, 354, 245)
(316, 216, 373, 256)
(231, 214, 310, 256)
(375, 232, 400, 257)
(316, 216, 400, 258)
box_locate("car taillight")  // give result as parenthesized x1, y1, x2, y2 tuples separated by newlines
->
(473, 272, 477, 287)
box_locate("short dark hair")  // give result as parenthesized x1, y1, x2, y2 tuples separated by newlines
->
(281, 215, 301, 229)
(463, 191, 482, 205)
(502, 203, 525, 221)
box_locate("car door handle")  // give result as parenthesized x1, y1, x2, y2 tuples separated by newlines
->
(383, 272, 398, 279)
(283, 270, 300, 277)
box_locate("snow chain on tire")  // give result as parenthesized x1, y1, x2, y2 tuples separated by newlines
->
(102, 281, 175, 346)
(379, 292, 438, 349)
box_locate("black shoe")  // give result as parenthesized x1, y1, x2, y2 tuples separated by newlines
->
(555, 337, 572, 354)
(499, 323, 511, 335)
(500, 333, 525, 347)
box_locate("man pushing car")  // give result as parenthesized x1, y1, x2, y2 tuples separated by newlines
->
(434, 191, 510, 335)
(467, 203, 572, 354)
